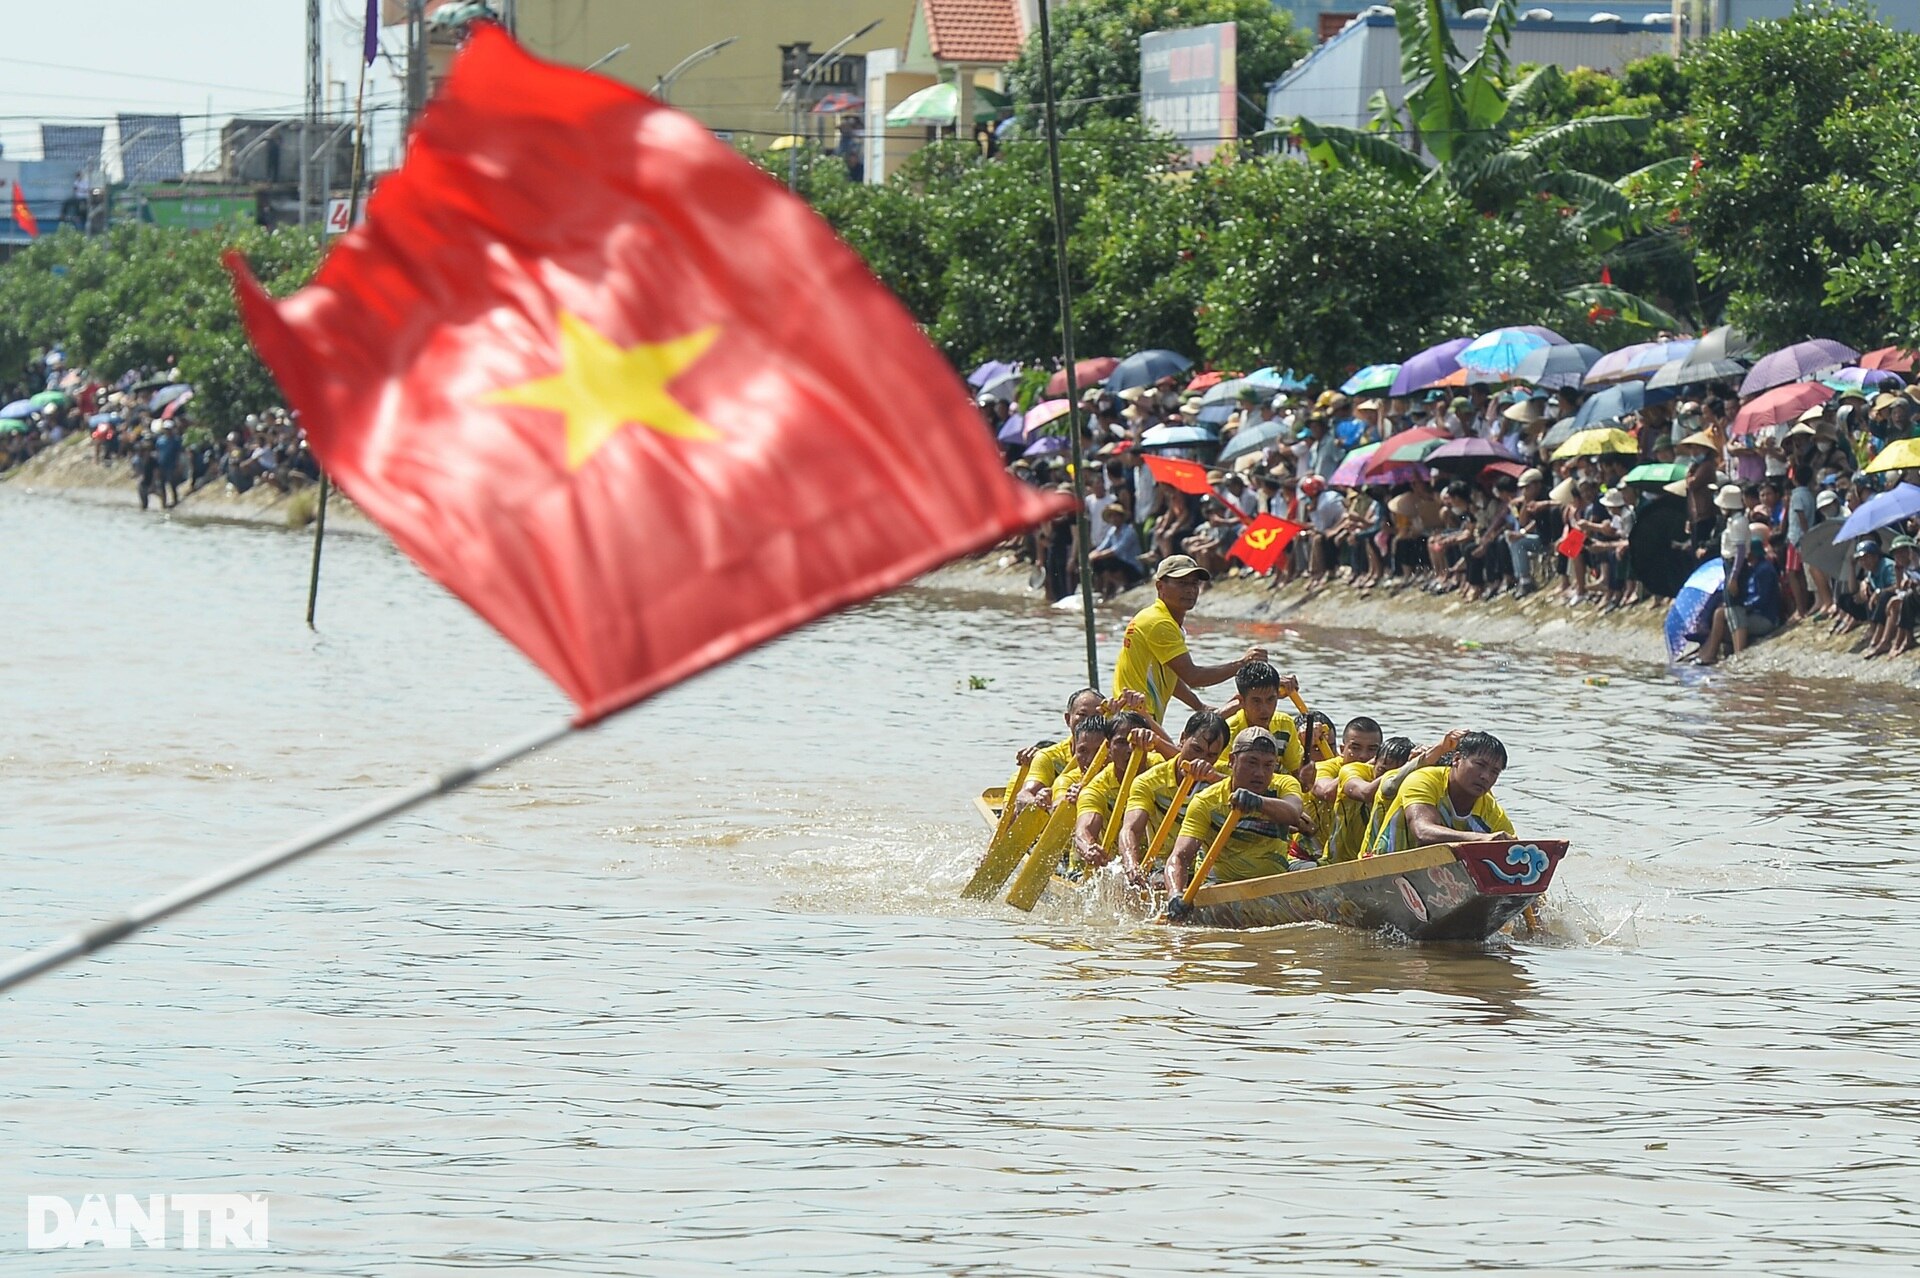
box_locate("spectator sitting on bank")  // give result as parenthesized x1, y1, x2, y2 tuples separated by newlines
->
(1087, 501, 1144, 599)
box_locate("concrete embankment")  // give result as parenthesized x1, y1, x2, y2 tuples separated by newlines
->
(920, 556, 1920, 694)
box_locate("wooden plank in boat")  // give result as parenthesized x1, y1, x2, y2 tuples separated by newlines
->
(1192, 845, 1459, 907)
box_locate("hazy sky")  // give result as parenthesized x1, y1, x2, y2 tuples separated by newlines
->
(0, 2, 406, 174)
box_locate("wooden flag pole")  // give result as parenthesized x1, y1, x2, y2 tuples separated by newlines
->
(0, 719, 576, 994)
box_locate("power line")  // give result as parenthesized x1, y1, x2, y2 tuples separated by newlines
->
(0, 55, 289, 98)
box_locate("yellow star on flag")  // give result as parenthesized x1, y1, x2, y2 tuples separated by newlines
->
(486, 311, 721, 470)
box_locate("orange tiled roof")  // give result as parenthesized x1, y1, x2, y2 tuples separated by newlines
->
(923, 0, 1024, 65)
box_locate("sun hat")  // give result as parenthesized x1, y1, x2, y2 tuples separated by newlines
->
(1549, 475, 1577, 504)
(1601, 488, 1628, 508)
(1714, 483, 1746, 511)
(1893, 535, 1918, 552)
(1503, 399, 1546, 423)
(1816, 490, 1841, 510)
(1662, 478, 1690, 498)
(1230, 726, 1280, 755)
(1519, 467, 1545, 486)
(1154, 554, 1211, 582)
(1872, 391, 1904, 411)
(1355, 398, 1382, 412)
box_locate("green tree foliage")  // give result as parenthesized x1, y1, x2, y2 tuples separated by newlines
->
(1682, 1, 1920, 347)
(0, 224, 321, 425)
(1004, 0, 1309, 138)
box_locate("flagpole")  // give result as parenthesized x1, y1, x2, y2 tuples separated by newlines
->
(0, 719, 576, 995)
(1031, 0, 1100, 690)
(307, 19, 377, 629)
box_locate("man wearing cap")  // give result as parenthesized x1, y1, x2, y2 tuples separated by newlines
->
(1164, 726, 1313, 906)
(1504, 467, 1558, 596)
(1832, 539, 1894, 636)
(1112, 555, 1267, 722)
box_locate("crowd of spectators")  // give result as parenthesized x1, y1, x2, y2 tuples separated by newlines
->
(989, 340, 1920, 665)
(0, 351, 319, 507)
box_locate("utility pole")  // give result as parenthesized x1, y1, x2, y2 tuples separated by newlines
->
(406, 0, 429, 129)
(303, 0, 322, 225)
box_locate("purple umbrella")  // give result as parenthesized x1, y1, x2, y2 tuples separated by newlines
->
(1823, 366, 1904, 392)
(1423, 437, 1520, 472)
(969, 360, 1017, 389)
(1022, 435, 1070, 459)
(996, 413, 1027, 445)
(1388, 337, 1473, 397)
(1584, 339, 1697, 386)
(1836, 482, 1920, 541)
(1740, 339, 1860, 396)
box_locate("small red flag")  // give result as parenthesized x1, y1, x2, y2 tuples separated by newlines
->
(1226, 515, 1305, 574)
(1557, 526, 1587, 558)
(11, 183, 38, 239)
(1599, 266, 1612, 286)
(1143, 454, 1215, 496)
(226, 27, 1067, 724)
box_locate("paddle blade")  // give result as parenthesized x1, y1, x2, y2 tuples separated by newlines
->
(1006, 802, 1075, 912)
(962, 804, 1047, 900)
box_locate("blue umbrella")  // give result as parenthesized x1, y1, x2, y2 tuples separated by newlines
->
(1584, 339, 1696, 386)
(1512, 342, 1603, 390)
(149, 383, 193, 410)
(1822, 366, 1904, 393)
(87, 412, 122, 426)
(1459, 325, 1566, 376)
(1218, 419, 1286, 463)
(1106, 349, 1194, 392)
(1340, 363, 1401, 395)
(996, 414, 1026, 445)
(1247, 366, 1315, 393)
(0, 399, 35, 419)
(1836, 482, 1920, 541)
(1138, 424, 1217, 451)
(1665, 559, 1725, 660)
(1199, 377, 1252, 406)
(1194, 403, 1235, 426)
(1573, 381, 1677, 430)
(968, 360, 1017, 389)
(1022, 435, 1069, 459)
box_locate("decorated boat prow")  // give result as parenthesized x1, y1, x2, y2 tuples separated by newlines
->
(1174, 839, 1569, 942)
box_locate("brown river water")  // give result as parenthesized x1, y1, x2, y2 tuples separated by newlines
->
(3, 491, 1918, 1275)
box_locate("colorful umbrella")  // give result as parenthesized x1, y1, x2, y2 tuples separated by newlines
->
(1665, 559, 1725, 658)
(149, 383, 193, 410)
(1043, 357, 1118, 398)
(1107, 348, 1194, 392)
(1860, 346, 1918, 373)
(810, 92, 863, 115)
(1388, 337, 1472, 396)
(1866, 437, 1920, 475)
(1024, 398, 1071, 432)
(1821, 366, 1903, 393)
(1512, 342, 1601, 389)
(1247, 366, 1314, 393)
(1340, 363, 1400, 395)
(1459, 325, 1566, 376)
(1729, 382, 1831, 439)
(1584, 339, 1697, 386)
(1425, 437, 1520, 473)
(1021, 435, 1069, 459)
(0, 399, 36, 419)
(886, 82, 962, 126)
(1836, 482, 1920, 540)
(1739, 339, 1859, 396)
(161, 391, 194, 420)
(1334, 442, 1427, 487)
(29, 390, 69, 409)
(1550, 428, 1639, 460)
(1369, 425, 1450, 474)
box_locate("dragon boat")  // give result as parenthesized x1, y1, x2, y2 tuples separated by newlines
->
(974, 788, 1567, 943)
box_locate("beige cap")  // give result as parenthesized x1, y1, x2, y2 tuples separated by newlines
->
(1154, 554, 1211, 582)
(1796, 405, 1827, 424)
(1230, 726, 1280, 755)
(1355, 398, 1382, 412)
(1503, 399, 1546, 423)
(1601, 488, 1629, 508)
(1519, 467, 1546, 486)
(1816, 489, 1841, 509)
(1715, 483, 1746, 511)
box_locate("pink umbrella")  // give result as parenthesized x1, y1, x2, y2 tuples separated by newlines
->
(1024, 398, 1071, 432)
(1043, 357, 1119, 398)
(1332, 442, 1429, 488)
(1730, 382, 1831, 438)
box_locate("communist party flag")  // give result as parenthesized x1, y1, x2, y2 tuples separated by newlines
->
(226, 26, 1067, 724)
(11, 183, 37, 239)
(1227, 515, 1305, 574)
(1143, 454, 1214, 496)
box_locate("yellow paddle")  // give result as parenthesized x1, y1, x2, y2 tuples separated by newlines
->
(1165, 807, 1242, 920)
(960, 757, 1033, 899)
(1005, 743, 1106, 912)
(1136, 762, 1201, 877)
(1097, 741, 1146, 855)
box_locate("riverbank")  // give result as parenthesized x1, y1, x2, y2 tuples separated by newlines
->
(0, 433, 374, 534)
(921, 555, 1920, 692)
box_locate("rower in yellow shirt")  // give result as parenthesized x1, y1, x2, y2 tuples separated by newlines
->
(1164, 727, 1314, 909)
(1116, 709, 1229, 882)
(1213, 660, 1310, 785)
(1308, 716, 1383, 863)
(1006, 687, 1107, 813)
(1071, 713, 1165, 871)
(1111, 554, 1267, 721)
(1370, 731, 1515, 856)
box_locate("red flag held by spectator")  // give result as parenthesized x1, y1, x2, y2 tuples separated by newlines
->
(226, 26, 1067, 725)
(1227, 515, 1305, 574)
(1557, 526, 1587, 558)
(1143, 454, 1215, 496)
(11, 183, 38, 239)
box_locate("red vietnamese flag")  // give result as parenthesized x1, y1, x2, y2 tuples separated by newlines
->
(1143, 454, 1214, 496)
(1227, 514, 1305, 574)
(226, 26, 1067, 724)
(11, 183, 38, 238)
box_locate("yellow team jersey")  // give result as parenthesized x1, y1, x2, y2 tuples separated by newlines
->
(1298, 756, 1344, 861)
(1025, 738, 1075, 790)
(1329, 760, 1377, 863)
(1073, 762, 1127, 823)
(1216, 708, 1306, 776)
(1125, 755, 1201, 825)
(1112, 598, 1189, 721)
(1370, 765, 1513, 856)
(1177, 775, 1306, 885)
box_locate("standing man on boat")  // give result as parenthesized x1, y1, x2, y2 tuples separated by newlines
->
(1369, 731, 1514, 855)
(1164, 728, 1314, 906)
(1113, 555, 1268, 721)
